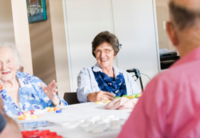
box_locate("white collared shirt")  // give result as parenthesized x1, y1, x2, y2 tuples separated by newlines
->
(76, 63, 141, 103)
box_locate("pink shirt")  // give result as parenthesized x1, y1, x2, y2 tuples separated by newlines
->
(118, 47, 200, 138)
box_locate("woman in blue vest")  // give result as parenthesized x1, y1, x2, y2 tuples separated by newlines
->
(77, 31, 141, 103)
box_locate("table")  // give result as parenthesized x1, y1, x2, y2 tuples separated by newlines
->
(15, 102, 133, 138)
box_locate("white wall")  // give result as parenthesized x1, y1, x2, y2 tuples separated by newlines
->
(11, 0, 33, 74)
(0, 0, 15, 44)
(49, 0, 71, 96)
(156, 0, 175, 50)
(63, 0, 160, 91)
(112, 0, 160, 88)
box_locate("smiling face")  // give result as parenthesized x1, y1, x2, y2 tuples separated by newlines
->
(95, 42, 115, 69)
(0, 47, 19, 82)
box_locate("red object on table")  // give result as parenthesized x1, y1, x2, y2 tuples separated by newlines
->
(29, 135, 40, 138)
(30, 110, 35, 114)
(21, 130, 61, 138)
(49, 132, 57, 136)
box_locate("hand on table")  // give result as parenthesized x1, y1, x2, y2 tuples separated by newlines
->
(87, 91, 115, 102)
(41, 80, 58, 101)
(104, 97, 137, 110)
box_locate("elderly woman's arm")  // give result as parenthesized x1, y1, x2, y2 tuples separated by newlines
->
(77, 68, 93, 102)
(77, 67, 114, 102)
(26, 74, 68, 107)
(40, 80, 67, 106)
(87, 91, 115, 102)
(40, 80, 65, 106)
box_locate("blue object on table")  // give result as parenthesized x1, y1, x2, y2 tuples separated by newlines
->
(21, 121, 55, 129)
(18, 112, 24, 116)
(56, 110, 62, 113)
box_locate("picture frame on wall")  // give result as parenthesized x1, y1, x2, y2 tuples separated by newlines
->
(26, 0, 47, 23)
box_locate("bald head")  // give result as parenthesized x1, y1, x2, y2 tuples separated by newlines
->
(166, 0, 200, 57)
(171, 0, 200, 12)
(169, 0, 200, 30)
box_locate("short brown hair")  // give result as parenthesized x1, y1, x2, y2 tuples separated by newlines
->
(92, 31, 119, 57)
(169, 1, 200, 30)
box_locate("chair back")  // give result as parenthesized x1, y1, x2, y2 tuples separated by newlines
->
(127, 68, 144, 91)
(64, 92, 80, 105)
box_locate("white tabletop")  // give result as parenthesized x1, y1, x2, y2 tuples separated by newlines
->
(14, 102, 133, 138)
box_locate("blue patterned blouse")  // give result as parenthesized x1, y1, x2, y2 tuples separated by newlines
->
(0, 72, 68, 115)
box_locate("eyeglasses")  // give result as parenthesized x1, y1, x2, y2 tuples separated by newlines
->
(94, 49, 113, 55)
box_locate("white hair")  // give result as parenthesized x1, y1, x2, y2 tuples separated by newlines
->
(0, 43, 23, 70)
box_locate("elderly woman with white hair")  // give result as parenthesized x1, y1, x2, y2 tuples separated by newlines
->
(0, 43, 67, 114)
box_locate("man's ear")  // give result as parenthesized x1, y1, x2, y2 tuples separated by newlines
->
(166, 22, 179, 47)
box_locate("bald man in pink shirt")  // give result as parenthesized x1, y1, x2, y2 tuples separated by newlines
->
(118, 0, 200, 138)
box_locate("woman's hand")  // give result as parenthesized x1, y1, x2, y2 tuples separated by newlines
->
(104, 97, 136, 110)
(41, 80, 57, 101)
(87, 91, 115, 102)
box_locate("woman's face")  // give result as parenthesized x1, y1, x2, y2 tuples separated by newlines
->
(0, 47, 18, 82)
(95, 42, 115, 69)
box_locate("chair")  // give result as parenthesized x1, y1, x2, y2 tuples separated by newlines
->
(63, 92, 80, 105)
(126, 68, 144, 91)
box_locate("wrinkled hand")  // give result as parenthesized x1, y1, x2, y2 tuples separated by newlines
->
(87, 91, 115, 102)
(117, 99, 136, 110)
(41, 80, 57, 101)
(104, 97, 138, 110)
